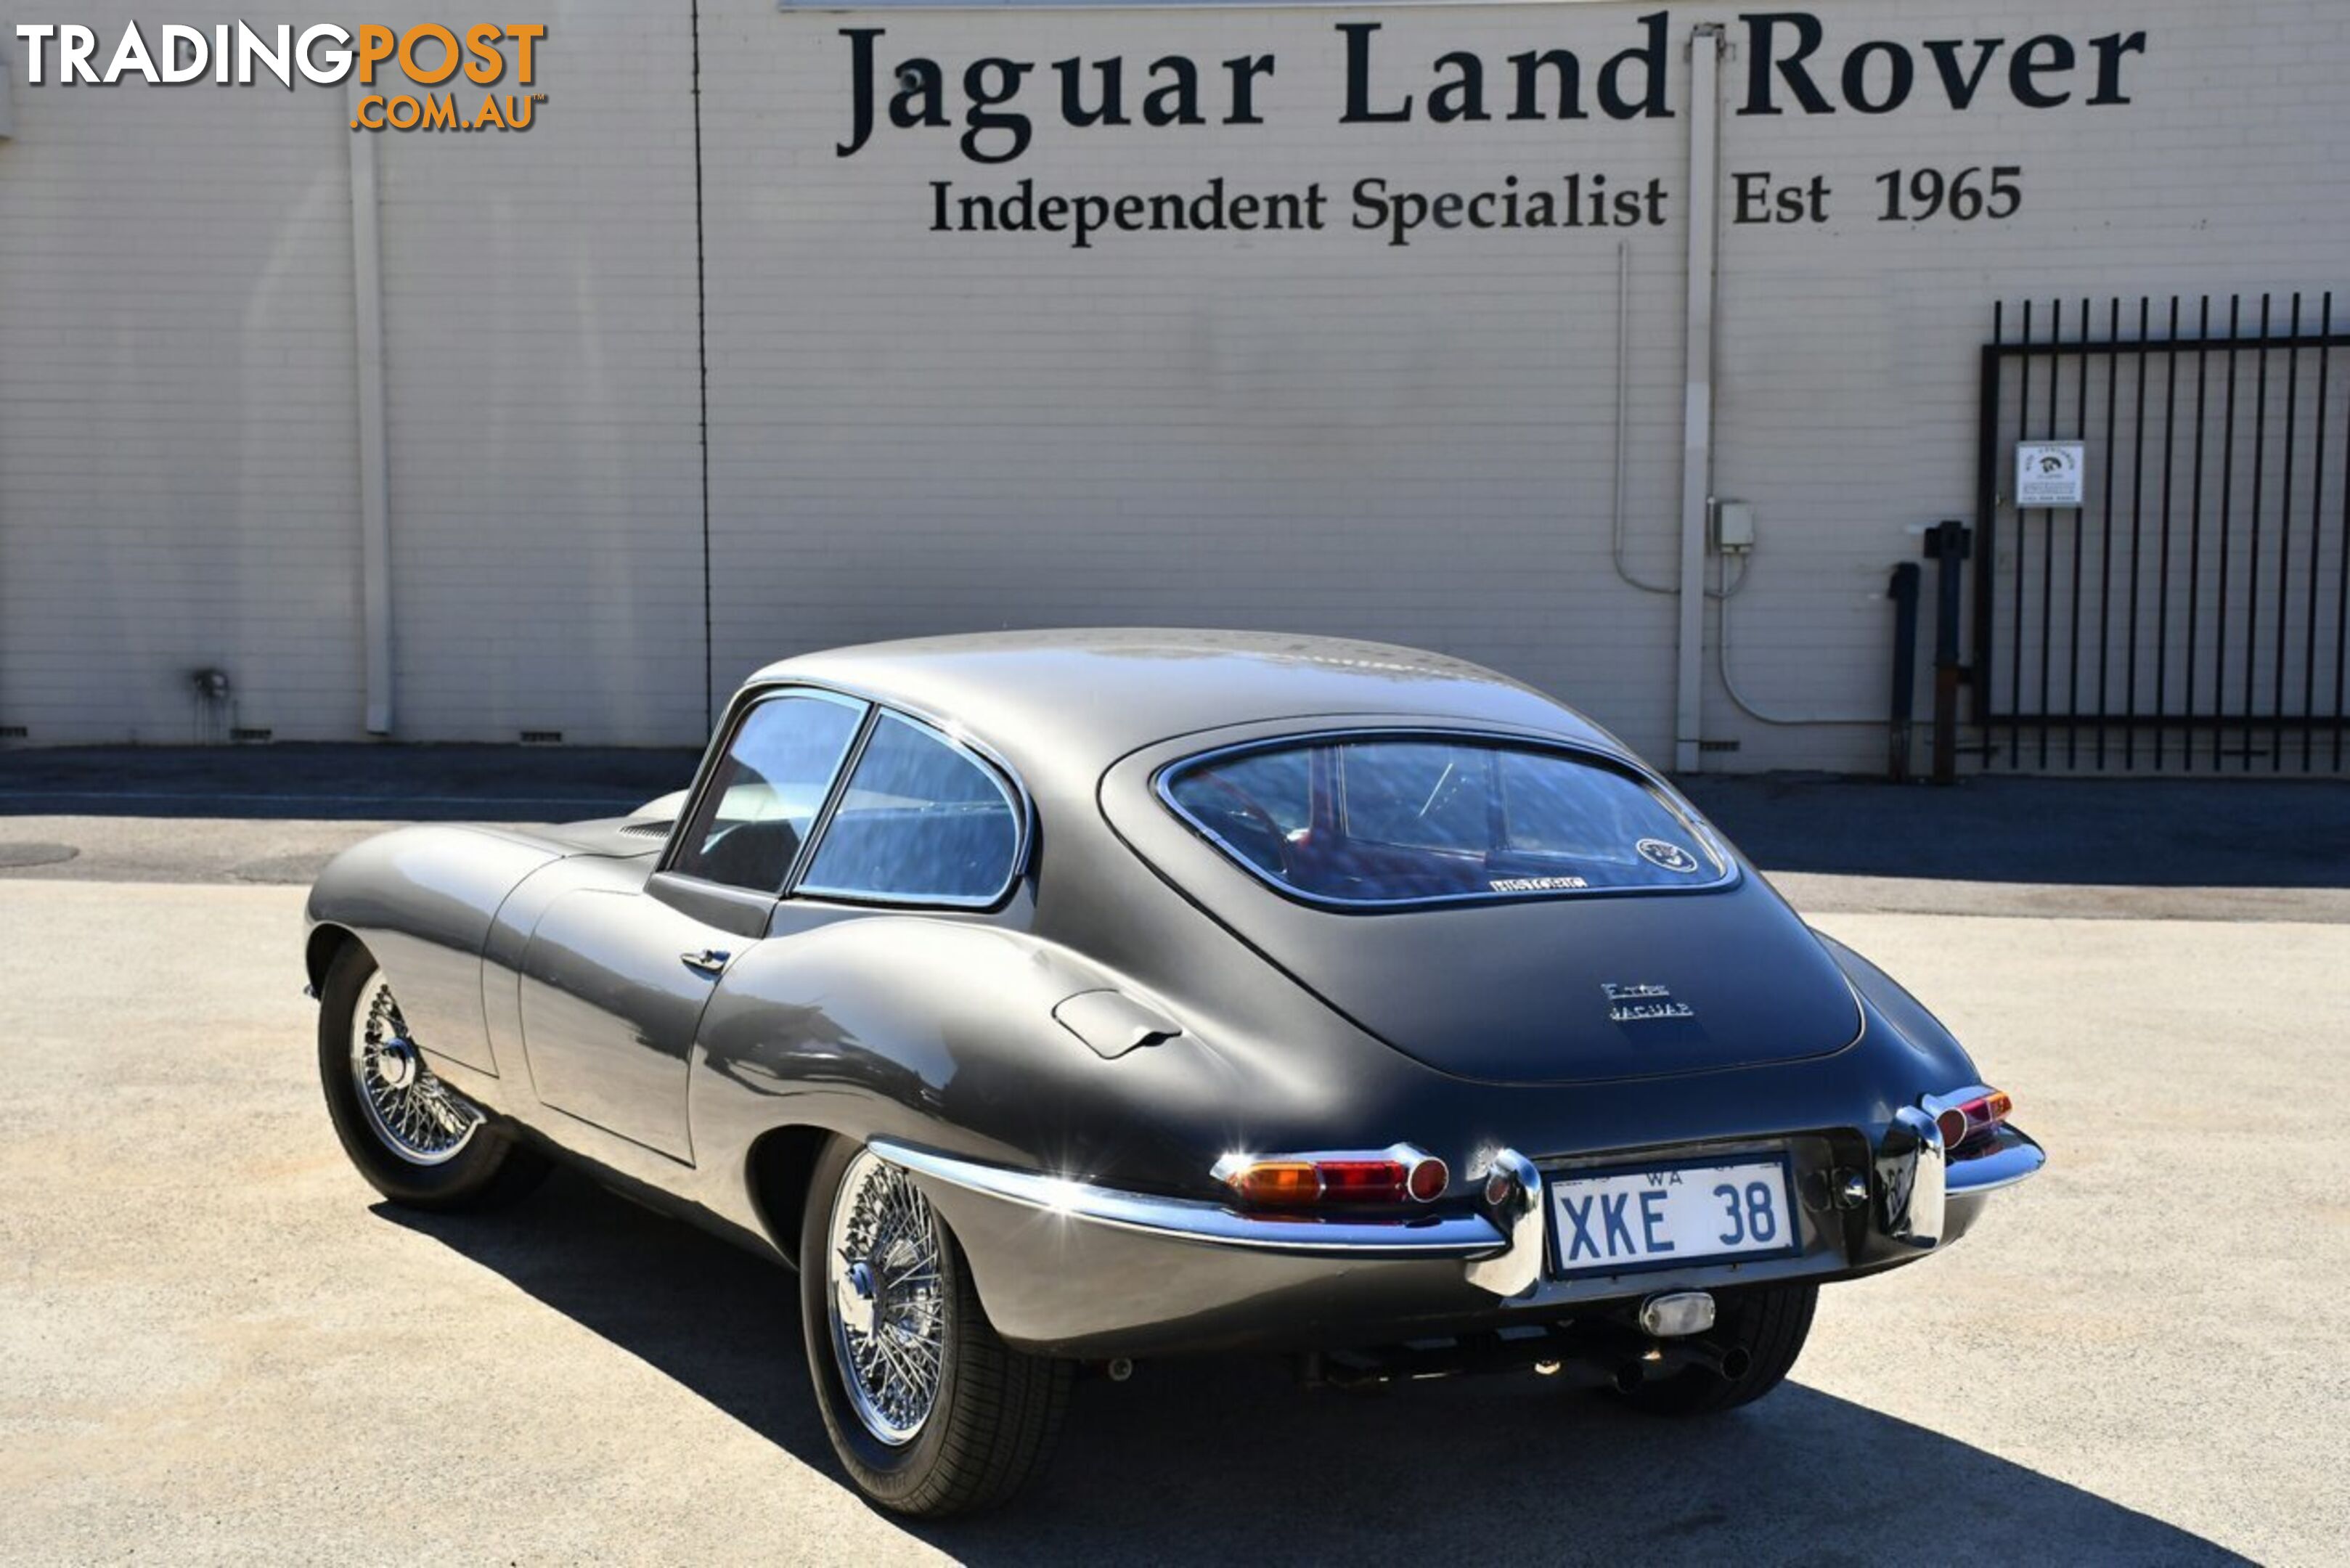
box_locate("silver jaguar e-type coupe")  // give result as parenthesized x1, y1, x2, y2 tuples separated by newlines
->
(305, 630, 2042, 1516)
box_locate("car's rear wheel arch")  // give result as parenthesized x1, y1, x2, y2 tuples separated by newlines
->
(746, 1123, 833, 1269)
(798, 1132, 1070, 1514)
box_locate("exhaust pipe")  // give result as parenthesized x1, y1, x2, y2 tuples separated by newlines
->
(1615, 1341, 1748, 1388)
(1668, 1338, 1753, 1381)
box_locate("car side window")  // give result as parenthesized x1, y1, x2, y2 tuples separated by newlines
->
(796, 714, 1019, 905)
(670, 693, 865, 893)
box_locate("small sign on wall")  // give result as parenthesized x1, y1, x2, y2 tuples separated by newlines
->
(2015, 442, 2086, 508)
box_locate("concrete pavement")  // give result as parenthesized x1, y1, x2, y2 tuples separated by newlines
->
(1, 877, 2345, 1563)
(2, 756, 2346, 1561)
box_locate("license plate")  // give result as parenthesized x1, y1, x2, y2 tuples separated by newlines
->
(1548, 1154, 1799, 1277)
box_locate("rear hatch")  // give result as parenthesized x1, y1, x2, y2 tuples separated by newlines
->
(1183, 880, 1860, 1084)
(1101, 724, 1860, 1085)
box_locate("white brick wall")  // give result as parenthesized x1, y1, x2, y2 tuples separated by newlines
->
(2, 0, 2346, 768)
(699, 1, 1691, 751)
(0, 3, 364, 743)
(372, 0, 703, 746)
(1702, 1, 2350, 768)
(0, 1, 705, 747)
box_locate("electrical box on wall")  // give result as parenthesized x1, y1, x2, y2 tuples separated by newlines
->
(1711, 499, 1756, 554)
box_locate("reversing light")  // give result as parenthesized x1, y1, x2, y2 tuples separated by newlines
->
(1213, 1145, 1447, 1206)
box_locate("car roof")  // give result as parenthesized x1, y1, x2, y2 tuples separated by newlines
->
(747, 629, 1621, 780)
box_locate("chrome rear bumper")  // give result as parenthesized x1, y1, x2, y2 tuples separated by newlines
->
(873, 1118, 2044, 1357)
(873, 1138, 1508, 1259)
(1949, 1124, 2049, 1193)
(1882, 1106, 2047, 1248)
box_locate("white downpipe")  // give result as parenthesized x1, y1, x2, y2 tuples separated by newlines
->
(348, 89, 393, 735)
(1673, 25, 1724, 774)
(1613, 240, 1672, 596)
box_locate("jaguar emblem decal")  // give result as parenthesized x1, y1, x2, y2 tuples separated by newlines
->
(1603, 982, 1696, 1023)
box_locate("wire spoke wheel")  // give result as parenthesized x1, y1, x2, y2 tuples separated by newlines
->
(346, 969, 483, 1167)
(826, 1150, 949, 1447)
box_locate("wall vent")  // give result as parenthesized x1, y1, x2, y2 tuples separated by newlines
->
(0, 726, 25, 740)
(230, 727, 273, 743)
(520, 730, 564, 745)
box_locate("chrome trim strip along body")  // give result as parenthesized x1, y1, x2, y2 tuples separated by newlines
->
(869, 1140, 1506, 1259)
(1946, 1123, 2045, 1195)
(1151, 727, 1741, 912)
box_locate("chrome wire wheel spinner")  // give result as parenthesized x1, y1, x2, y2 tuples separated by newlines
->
(826, 1149, 948, 1447)
(348, 969, 482, 1166)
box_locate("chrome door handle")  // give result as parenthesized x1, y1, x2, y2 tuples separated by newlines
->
(680, 948, 730, 978)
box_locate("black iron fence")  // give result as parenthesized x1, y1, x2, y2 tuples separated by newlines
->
(1972, 293, 2350, 772)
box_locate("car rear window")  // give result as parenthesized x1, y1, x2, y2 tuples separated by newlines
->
(1161, 735, 1726, 907)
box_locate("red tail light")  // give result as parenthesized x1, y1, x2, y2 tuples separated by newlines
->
(1214, 1146, 1448, 1207)
(1405, 1153, 1449, 1202)
(1934, 1087, 2013, 1151)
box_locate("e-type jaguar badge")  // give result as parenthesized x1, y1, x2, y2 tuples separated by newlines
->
(1604, 981, 1695, 1023)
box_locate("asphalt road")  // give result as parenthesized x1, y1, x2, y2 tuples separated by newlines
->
(3, 778, 2347, 1562)
(7, 748, 2349, 921)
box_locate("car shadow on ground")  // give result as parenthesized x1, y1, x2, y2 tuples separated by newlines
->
(380, 1170, 2247, 1564)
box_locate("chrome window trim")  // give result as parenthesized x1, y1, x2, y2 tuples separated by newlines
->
(1152, 727, 1741, 912)
(659, 685, 873, 891)
(780, 702, 884, 895)
(787, 705, 1032, 912)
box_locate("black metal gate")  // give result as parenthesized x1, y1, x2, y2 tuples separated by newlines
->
(1972, 293, 2350, 772)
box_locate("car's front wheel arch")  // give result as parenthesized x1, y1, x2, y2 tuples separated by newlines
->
(314, 938, 547, 1211)
(304, 921, 359, 996)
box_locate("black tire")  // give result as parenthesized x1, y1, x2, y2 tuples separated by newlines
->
(316, 939, 547, 1211)
(1609, 1283, 1818, 1416)
(799, 1136, 1071, 1517)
